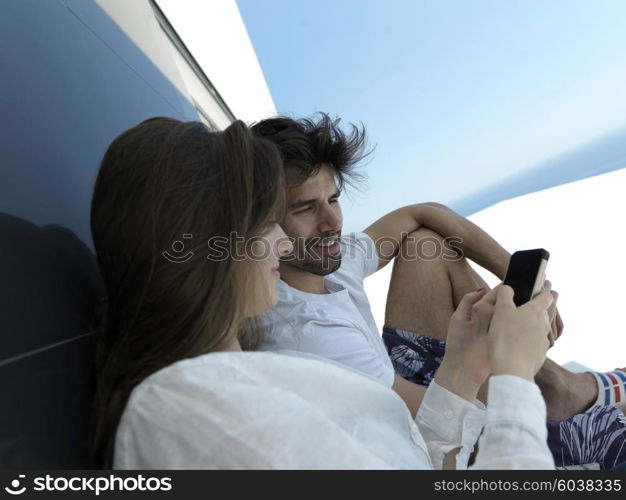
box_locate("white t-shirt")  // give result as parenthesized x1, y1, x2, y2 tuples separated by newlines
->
(259, 232, 395, 386)
(113, 351, 553, 469)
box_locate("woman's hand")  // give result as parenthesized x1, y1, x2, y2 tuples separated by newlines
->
(435, 287, 498, 401)
(488, 285, 554, 381)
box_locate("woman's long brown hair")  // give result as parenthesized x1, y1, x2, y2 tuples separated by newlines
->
(90, 118, 284, 467)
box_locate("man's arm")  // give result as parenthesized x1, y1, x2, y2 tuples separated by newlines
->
(363, 202, 510, 278)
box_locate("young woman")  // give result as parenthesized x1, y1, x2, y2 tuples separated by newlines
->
(91, 117, 555, 469)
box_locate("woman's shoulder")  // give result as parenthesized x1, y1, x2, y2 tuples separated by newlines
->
(120, 350, 379, 425)
(114, 351, 327, 468)
(117, 352, 305, 442)
(131, 351, 286, 397)
(114, 351, 399, 469)
(124, 351, 340, 408)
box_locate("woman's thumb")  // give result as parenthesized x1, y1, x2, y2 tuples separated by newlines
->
(457, 288, 487, 319)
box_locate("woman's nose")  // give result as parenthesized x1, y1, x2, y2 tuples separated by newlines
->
(276, 225, 293, 256)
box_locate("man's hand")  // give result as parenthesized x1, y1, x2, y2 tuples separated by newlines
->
(549, 306, 564, 347)
(543, 281, 564, 347)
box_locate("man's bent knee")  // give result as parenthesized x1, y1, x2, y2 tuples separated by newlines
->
(398, 227, 462, 265)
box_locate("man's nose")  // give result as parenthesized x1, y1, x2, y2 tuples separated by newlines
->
(317, 203, 341, 232)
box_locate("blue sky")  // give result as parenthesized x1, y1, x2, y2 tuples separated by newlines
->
(237, 0, 626, 230)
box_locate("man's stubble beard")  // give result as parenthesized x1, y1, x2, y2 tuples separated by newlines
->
(280, 249, 342, 276)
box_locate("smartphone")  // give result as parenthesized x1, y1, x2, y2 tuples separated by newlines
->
(503, 249, 550, 306)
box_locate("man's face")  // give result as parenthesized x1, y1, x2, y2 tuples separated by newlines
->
(280, 164, 343, 276)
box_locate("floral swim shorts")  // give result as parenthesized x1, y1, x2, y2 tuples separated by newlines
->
(383, 325, 626, 470)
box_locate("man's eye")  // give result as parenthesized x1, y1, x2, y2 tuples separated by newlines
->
(330, 198, 339, 204)
(294, 206, 312, 214)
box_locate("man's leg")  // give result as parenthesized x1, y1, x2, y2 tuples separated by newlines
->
(383, 227, 488, 398)
(384, 227, 485, 340)
(384, 227, 599, 420)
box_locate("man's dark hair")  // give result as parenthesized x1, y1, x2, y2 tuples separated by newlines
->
(251, 113, 371, 189)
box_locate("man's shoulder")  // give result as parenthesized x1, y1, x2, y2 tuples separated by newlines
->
(259, 283, 362, 350)
(339, 231, 374, 255)
(334, 231, 378, 281)
(270, 280, 319, 313)
(262, 283, 349, 327)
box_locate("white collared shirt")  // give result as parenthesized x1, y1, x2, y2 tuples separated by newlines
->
(114, 351, 554, 469)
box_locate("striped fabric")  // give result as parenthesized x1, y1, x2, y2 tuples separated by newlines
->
(592, 371, 626, 408)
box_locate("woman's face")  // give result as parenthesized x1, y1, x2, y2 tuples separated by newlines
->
(244, 223, 293, 317)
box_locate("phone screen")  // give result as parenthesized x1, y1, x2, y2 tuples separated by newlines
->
(503, 249, 550, 306)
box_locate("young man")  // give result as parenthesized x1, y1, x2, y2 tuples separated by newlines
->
(252, 114, 626, 469)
